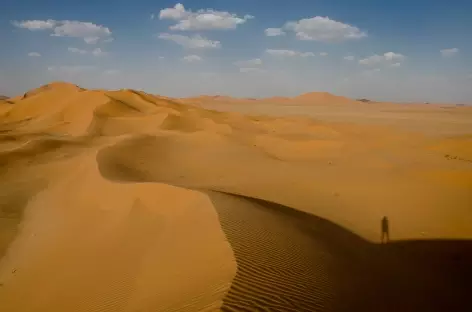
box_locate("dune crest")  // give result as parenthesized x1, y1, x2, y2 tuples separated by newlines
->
(294, 91, 357, 104)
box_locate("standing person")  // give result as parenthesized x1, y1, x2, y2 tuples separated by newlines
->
(381, 216, 390, 243)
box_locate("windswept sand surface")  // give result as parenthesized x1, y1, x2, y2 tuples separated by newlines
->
(1, 82, 472, 311)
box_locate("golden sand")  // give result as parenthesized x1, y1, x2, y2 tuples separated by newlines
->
(1, 82, 471, 311)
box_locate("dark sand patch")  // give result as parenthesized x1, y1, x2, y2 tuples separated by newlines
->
(209, 191, 472, 312)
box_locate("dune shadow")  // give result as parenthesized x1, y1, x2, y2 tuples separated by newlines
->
(208, 191, 472, 312)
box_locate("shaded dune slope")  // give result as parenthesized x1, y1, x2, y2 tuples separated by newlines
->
(209, 192, 472, 312)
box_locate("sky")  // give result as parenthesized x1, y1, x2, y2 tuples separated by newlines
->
(1, 0, 472, 103)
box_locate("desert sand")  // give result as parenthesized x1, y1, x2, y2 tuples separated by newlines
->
(1, 82, 471, 311)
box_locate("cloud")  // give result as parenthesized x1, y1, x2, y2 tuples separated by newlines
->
(390, 62, 401, 68)
(159, 3, 188, 20)
(13, 19, 112, 44)
(265, 49, 315, 57)
(12, 19, 56, 30)
(52, 21, 112, 44)
(239, 67, 265, 73)
(344, 55, 355, 61)
(183, 54, 202, 62)
(47, 65, 95, 74)
(28, 52, 41, 57)
(84, 37, 100, 44)
(279, 16, 366, 42)
(234, 59, 264, 74)
(158, 33, 221, 49)
(150, 14, 155, 20)
(91, 48, 107, 56)
(234, 58, 263, 67)
(68, 47, 87, 54)
(158, 56, 165, 60)
(384, 52, 404, 61)
(265, 28, 285, 36)
(68, 47, 107, 56)
(359, 52, 405, 65)
(320, 52, 328, 56)
(158, 3, 253, 31)
(440, 48, 459, 57)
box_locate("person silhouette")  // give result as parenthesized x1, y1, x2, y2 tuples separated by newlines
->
(381, 216, 390, 243)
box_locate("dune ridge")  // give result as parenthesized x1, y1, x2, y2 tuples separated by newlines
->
(1, 81, 472, 311)
(180, 91, 357, 106)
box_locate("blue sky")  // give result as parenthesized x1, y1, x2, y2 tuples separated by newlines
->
(1, 0, 471, 102)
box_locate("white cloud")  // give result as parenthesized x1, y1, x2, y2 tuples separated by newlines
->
(320, 52, 328, 56)
(359, 52, 405, 66)
(13, 19, 113, 44)
(52, 21, 112, 44)
(158, 33, 221, 49)
(92, 48, 107, 56)
(150, 14, 155, 20)
(265, 49, 315, 57)
(12, 19, 56, 30)
(183, 54, 202, 62)
(234, 59, 265, 75)
(440, 48, 459, 57)
(234, 58, 262, 67)
(28, 52, 41, 57)
(159, 3, 188, 20)
(344, 55, 355, 61)
(158, 56, 165, 60)
(68, 47, 107, 56)
(265, 28, 285, 36)
(239, 67, 265, 73)
(390, 62, 401, 68)
(384, 52, 403, 61)
(159, 3, 253, 31)
(47, 65, 95, 74)
(84, 37, 100, 44)
(281, 16, 366, 42)
(68, 47, 87, 54)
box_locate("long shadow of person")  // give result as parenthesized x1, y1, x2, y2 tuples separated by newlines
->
(381, 216, 390, 243)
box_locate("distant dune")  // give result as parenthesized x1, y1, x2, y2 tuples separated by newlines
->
(181, 91, 358, 106)
(1, 81, 471, 311)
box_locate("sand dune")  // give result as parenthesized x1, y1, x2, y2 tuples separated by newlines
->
(181, 91, 358, 107)
(1, 82, 472, 311)
(0, 148, 235, 312)
(210, 192, 472, 311)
